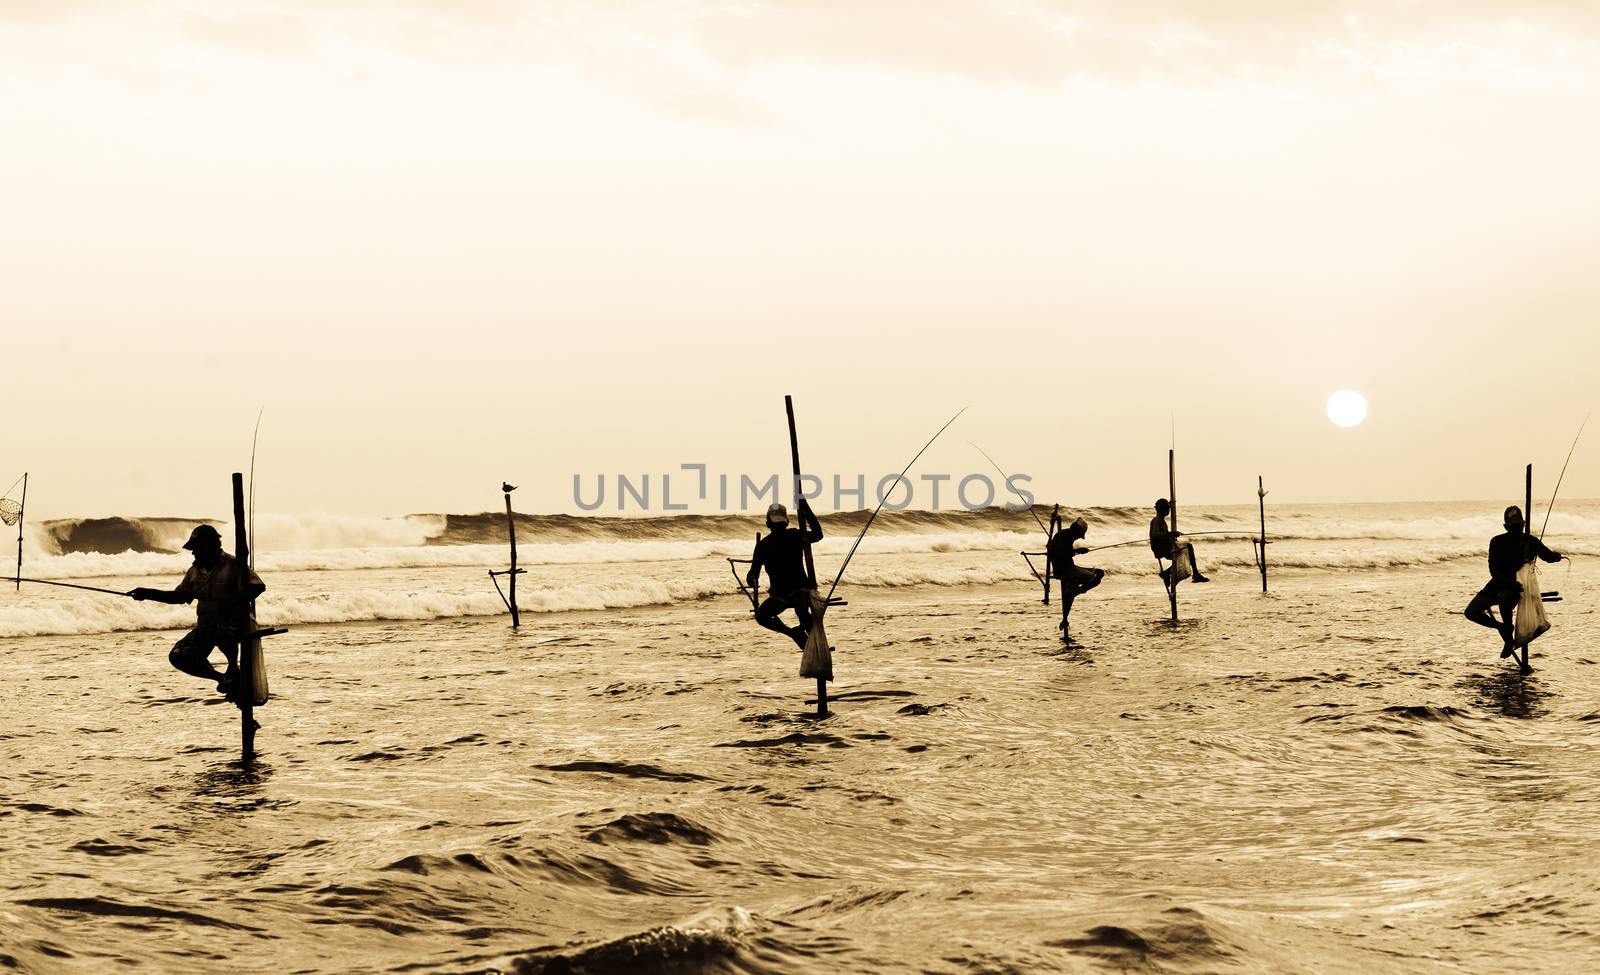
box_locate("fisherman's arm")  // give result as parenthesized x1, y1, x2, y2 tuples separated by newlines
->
(799, 499, 823, 542)
(746, 542, 763, 588)
(1534, 538, 1563, 563)
(129, 588, 190, 604)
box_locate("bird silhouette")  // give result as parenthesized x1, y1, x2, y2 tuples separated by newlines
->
(502, 482, 517, 493)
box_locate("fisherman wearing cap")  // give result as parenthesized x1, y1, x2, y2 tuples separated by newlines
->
(130, 524, 266, 696)
(1047, 516, 1104, 642)
(1464, 505, 1562, 662)
(746, 498, 824, 648)
(1149, 498, 1209, 586)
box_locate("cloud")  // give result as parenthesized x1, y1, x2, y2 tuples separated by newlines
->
(693, 1, 1083, 84)
(181, 10, 313, 53)
(0, 0, 113, 23)
(657, 91, 772, 126)
(685, 0, 1600, 84)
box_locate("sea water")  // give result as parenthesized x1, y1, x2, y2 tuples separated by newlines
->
(2, 503, 1597, 973)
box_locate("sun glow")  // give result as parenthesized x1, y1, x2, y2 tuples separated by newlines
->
(1326, 390, 1368, 428)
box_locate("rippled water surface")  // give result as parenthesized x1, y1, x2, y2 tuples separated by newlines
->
(4, 555, 1599, 973)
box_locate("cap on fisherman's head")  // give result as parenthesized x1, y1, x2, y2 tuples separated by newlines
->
(182, 524, 223, 550)
(766, 503, 789, 525)
(1504, 505, 1524, 525)
(1071, 516, 1087, 532)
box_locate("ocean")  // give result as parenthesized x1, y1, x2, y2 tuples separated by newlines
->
(2, 501, 1598, 973)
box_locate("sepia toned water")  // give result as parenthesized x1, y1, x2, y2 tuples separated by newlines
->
(3, 508, 1600, 973)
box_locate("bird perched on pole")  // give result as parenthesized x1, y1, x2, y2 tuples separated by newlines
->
(502, 483, 517, 494)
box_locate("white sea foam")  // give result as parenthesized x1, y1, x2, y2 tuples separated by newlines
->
(2, 501, 1593, 636)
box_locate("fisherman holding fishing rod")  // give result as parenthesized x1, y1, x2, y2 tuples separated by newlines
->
(129, 524, 265, 697)
(1150, 499, 1209, 586)
(1047, 516, 1103, 642)
(747, 500, 824, 649)
(1463, 505, 1561, 665)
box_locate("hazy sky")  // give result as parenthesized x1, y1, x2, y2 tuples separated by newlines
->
(4, 1, 1598, 519)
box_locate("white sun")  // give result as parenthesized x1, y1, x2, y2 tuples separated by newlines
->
(1326, 390, 1368, 428)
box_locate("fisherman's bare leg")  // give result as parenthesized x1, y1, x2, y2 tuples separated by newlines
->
(1465, 583, 1516, 656)
(218, 638, 241, 695)
(1497, 593, 1527, 667)
(169, 627, 226, 691)
(1187, 544, 1210, 583)
(757, 593, 810, 649)
(791, 595, 815, 649)
(1057, 579, 1075, 636)
(1060, 568, 1102, 639)
(755, 596, 794, 638)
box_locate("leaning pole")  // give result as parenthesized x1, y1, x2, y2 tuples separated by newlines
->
(785, 395, 826, 718)
(1258, 475, 1268, 593)
(1522, 463, 1533, 674)
(1167, 449, 1179, 624)
(504, 484, 520, 628)
(232, 473, 256, 760)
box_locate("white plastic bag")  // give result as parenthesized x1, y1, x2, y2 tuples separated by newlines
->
(1513, 561, 1550, 646)
(798, 591, 832, 682)
(243, 636, 270, 706)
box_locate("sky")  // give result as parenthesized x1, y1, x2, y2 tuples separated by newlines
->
(3, 1, 1598, 519)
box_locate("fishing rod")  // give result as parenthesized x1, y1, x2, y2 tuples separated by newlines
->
(3, 471, 25, 591)
(968, 442, 1050, 536)
(249, 407, 264, 568)
(16, 577, 133, 598)
(1540, 414, 1587, 542)
(1083, 529, 1274, 554)
(825, 407, 966, 602)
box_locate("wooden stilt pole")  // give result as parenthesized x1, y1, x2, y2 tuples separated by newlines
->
(1258, 475, 1268, 593)
(232, 473, 255, 762)
(13, 472, 24, 591)
(1521, 463, 1533, 674)
(1043, 504, 1060, 605)
(504, 484, 520, 629)
(785, 395, 826, 718)
(1168, 449, 1179, 624)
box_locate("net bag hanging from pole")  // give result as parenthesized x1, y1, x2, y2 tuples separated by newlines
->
(0, 499, 19, 526)
(799, 591, 833, 682)
(1513, 562, 1551, 646)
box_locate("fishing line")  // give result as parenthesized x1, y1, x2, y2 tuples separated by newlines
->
(15, 577, 132, 597)
(248, 408, 264, 569)
(1539, 414, 1587, 542)
(825, 407, 966, 602)
(968, 442, 1050, 536)
(1083, 529, 1270, 553)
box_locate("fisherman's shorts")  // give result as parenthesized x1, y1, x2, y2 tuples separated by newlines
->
(170, 623, 238, 667)
(1059, 566, 1104, 593)
(756, 588, 815, 625)
(1466, 579, 1521, 615)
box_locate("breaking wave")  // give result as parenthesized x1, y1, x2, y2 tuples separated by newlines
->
(1, 499, 1593, 637)
(29, 501, 1600, 560)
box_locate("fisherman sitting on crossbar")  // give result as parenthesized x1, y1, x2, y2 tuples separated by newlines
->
(1047, 516, 1104, 641)
(747, 500, 824, 649)
(1150, 498, 1209, 586)
(131, 524, 265, 698)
